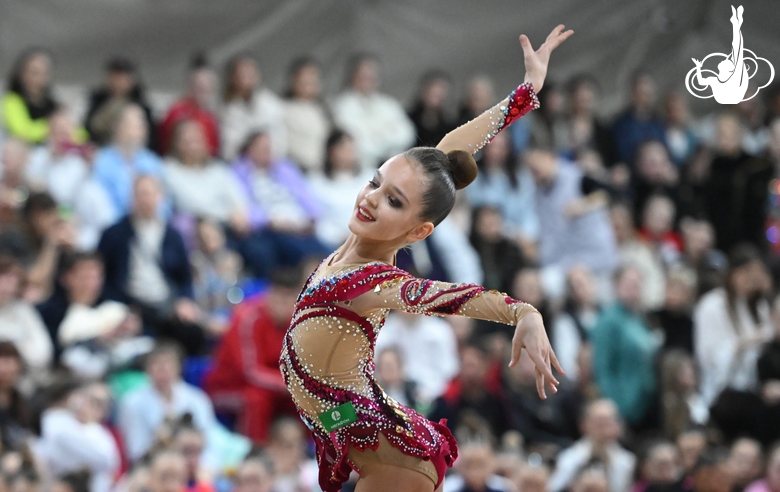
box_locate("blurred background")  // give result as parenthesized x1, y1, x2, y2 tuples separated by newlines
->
(0, 0, 780, 491)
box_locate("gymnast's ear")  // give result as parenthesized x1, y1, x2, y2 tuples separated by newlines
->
(405, 221, 434, 244)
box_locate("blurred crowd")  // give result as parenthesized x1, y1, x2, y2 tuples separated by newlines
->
(0, 44, 780, 492)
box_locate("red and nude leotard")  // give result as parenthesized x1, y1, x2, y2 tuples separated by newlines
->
(278, 82, 539, 492)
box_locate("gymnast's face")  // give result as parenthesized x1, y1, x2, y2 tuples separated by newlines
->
(348, 155, 434, 246)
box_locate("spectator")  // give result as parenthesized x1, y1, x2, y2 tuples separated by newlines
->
(529, 82, 569, 155)
(632, 440, 684, 492)
(468, 206, 526, 293)
(38, 252, 149, 378)
(649, 266, 697, 355)
(457, 75, 497, 126)
(679, 216, 727, 297)
(220, 54, 286, 161)
(663, 92, 699, 167)
(526, 147, 617, 299)
(283, 57, 331, 173)
(632, 141, 680, 227)
(552, 265, 601, 381)
(0, 138, 31, 224)
(446, 442, 511, 492)
(570, 466, 610, 492)
(84, 56, 157, 149)
(308, 130, 373, 249)
(204, 267, 302, 444)
(638, 194, 682, 270)
(611, 72, 667, 165)
(408, 70, 455, 147)
(745, 444, 780, 492)
(0, 256, 53, 376)
(146, 450, 188, 492)
(190, 218, 243, 334)
(737, 93, 769, 157)
(548, 399, 636, 492)
(739, 118, 780, 253)
(2, 48, 58, 144)
(118, 342, 223, 465)
(162, 119, 249, 230)
(0, 342, 31, 452)
(503, 350, 580, 448)
(172, 424, 215, 492)
(676, 426, 707, 480)
(97, 176, 208, 356)
(375, 347, 418, 409)
(566, 74, 617, 166)
(513, 463, 550, 492)
(429, 342, 508, 442)
(92, 104, 163, 218)
(591, 266, 660, 428)
(230, 131, 328, 278)
(266, 418, 319, 492)
(33, 379, 120, 492)
(694, 245, 773, 421)
(467, 131, 539, 249)
(158, 55, 220, 157)
(0, 192, 76, 301)
(610, 202, 666, 311)
(234, 455, 275, 492)
(375, 309, 459, 406)
(729, 438, 764, 492)
(758, 294, 780, 444)
(330, 53, 415, 169)
(658, 349, 708, 440)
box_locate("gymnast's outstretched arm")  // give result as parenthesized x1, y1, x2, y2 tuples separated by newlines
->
(436, 25, 573, 155)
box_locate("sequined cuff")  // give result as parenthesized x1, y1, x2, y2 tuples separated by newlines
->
(487, 82, 540, 144)
(506, 297, 541, 324)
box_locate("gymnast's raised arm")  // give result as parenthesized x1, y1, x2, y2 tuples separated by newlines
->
(437, 25, 573, 155)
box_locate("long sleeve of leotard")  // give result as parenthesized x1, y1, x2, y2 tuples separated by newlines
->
(437, 81, 539, 155)
(349, 266, 539, 326)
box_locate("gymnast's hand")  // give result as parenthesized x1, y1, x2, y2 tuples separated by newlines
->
(509, 311, 564, 399)
(521, 24, 574, 93)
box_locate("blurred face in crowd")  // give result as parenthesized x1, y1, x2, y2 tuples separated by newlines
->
(62, 258, 104, 305)
(133, 176, 162, 220)
(643, 196, 675, 237)
(266, 284, 299, 327)
(543, 86, 566, 118)
(291, 63, 321, 101)
(175, 429, 204, 479)
(422, 77, 449, 110)
(457, 445, 496, 490)
(572, 469, 610, 492)
(351, 59, 379, 94)
(196, 219, 226, 256)
(235, 460, 274, 492)
(376, 349, 404, 388)
(665, 274, 695, 311)
(149, 453, 187, 492)
(467, 77, 495, 114)
(21, 53, 51, 97)
(637, 141, 675, 183)
(767, 448, 780, 490)
(677, 430, 707, 473)
(665, 92, 690, 126)
(473, 207, 503, 243)
(571, 81, 597, 116)
(113, 105, 148, 148)
(729, 438, 762, 486)
(632, 75, 656, 112)
(347, 155, 433, 246)
(681, 218, 714, 259)
(146, 351, 181, 392)
(610, 204, 635, 244)
(232, 58, 259, 98)
(175, 120, 209, 164)
(483, 130, 511, 168)
(108, 69, 135, 97)
(516, 465, 549, 492)
(0, 353, 22, 390)
(459, 346, 489, 388)
(0, 269, 21, 306)
(616, 267, 643, 310)
(568, 265, 597, 307)
(512, 268, 543, 308)
(715, 114, 742, 155)
(246, 133, 273, 169)
(189, 68, 216, 107)
(2, 139, 29, 181)
(643, 443, 681, 484)
(583, 400, 621, 445)
(268, 421, 305, 475)
(729, 259, 769, 298)
(329, 135, 358, 173)
(526, 148, 558, 186)
(84, 382, 112, 423)
(48, 112, 75, 150)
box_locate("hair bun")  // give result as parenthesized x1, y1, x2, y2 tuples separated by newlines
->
(446, 150, 478, 190)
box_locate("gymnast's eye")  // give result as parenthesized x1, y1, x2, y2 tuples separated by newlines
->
(388, 196, 402, 208)
(368, 180, 379, 189)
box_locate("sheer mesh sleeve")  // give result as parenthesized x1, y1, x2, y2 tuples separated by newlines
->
(436, 82, 540, 155)
(351, 272, 539, 326)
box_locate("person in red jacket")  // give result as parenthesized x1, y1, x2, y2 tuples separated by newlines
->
(158, 55, 220, 157)
(204, 266, 303, 443)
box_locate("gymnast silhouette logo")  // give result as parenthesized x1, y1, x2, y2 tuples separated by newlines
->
(685, 5, 774, 104)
